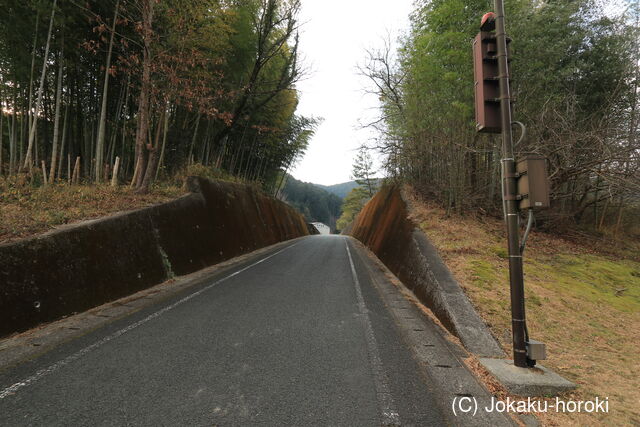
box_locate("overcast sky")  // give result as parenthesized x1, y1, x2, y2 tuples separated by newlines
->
(291, 0, 414, 186)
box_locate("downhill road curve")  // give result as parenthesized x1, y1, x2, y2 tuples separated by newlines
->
(0, 235, 508, 426)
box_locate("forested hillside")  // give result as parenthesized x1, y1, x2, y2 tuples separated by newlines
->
(315, 179, 382, 200)
(364, 0, 639, 234)
(280, 175, 342, 231)
(0, 0, 316, 193)
(315, 181, 359, 199)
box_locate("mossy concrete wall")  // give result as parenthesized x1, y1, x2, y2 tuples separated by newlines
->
(0, 177, 310, 337)
(347, 185, 503, 357)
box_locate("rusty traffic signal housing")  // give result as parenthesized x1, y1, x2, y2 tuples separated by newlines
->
(473, 31, 501, 133)
(473, 32, 499, 133)
(516, 155, 550, 210)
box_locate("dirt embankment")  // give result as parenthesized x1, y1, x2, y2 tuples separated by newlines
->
(346, 185, 503, 357)
(0, 177, 310, 338)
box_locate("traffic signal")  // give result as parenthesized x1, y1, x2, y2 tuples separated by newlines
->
(473, 31, 501, 133)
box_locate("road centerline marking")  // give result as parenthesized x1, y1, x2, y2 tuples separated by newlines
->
(0, 241, 300, 400)
(345, 240, 401, 426)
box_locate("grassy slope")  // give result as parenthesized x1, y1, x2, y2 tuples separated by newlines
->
(0, 178, 184, 243)
(0, 164, 257, 243)
(404, 186, 640, 426)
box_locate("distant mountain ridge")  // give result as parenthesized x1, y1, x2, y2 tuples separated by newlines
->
(314, 181, 360, 199)
(315, 179, 381, 199)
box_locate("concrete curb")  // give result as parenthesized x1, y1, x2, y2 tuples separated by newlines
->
(409, 230, 504, 357)
(347, 185, 504, 358)
(348, 238, 515, 426)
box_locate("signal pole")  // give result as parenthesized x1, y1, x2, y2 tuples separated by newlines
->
(494, 0, 528, 368)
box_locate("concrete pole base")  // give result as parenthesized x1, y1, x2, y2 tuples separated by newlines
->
(480, 358, 577, 396)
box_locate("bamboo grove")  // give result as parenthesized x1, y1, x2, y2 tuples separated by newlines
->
(0, 0, 316, 193)
(363, 0, 639, 231)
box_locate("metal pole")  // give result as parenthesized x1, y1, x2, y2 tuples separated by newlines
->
(494, 0, 528, 368)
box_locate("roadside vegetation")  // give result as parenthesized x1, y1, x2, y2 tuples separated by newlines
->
(0, 163, 268, 243)
(404, 186, 640, 426)
(0, 0, 316, 195)
(0, 172, 175, 244)
(0, 178, 181, 243)
(363, 0, 639, 233)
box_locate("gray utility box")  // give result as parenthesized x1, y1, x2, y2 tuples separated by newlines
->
(516, 155, 550, 210)
(527, 339, 547, 361)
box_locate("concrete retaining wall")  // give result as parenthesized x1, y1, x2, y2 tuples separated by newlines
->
(0, 177, 310, 337)
(347, 185, 504, 358)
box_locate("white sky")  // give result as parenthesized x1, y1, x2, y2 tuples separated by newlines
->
(291, 0, 414, 186)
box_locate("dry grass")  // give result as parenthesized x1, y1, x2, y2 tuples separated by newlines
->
(0, 176, 184, 244)
(403, 185, 640, 426)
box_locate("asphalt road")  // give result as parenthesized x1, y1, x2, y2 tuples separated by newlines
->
(0, 235, 452, 426)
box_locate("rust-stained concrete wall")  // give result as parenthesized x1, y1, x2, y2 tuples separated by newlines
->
(0, 177, 310, 338)
(347, 185, 503, 357)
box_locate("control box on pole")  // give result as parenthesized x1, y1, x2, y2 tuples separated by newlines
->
(516, 156, 550, 210)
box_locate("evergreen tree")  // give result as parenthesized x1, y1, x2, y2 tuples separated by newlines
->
(352, 146, 377, 197)
(336, 186, 370, 231)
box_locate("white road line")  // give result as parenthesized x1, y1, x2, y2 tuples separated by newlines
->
(0, 241, 300, 400)
(345, 241, 401, 426)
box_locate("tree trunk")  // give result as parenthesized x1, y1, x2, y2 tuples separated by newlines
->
(72, 156, 80, 184)
(111, 156, 120, 186)
(49, 37, 64, 183)
(27, 12, 39, 154)
(598, 197, 610, 231)
(19, 102, 25, 166)
(67, 154, 71, 184)
(41, 161, 48, 185)
(95, 0, 120, 182)
(155, 105, 170, 180)
(23, 0, 57, 171)
(140, 109, 165, 192)
(187, 113, 201, 164)
(108, 83, 126, 166)
(132, 0, 154, 189)
(0, 98, 3, 176)
(57, 104, 69, 180)
(9, 91, 16, 173)
(614, 198, 624, 238)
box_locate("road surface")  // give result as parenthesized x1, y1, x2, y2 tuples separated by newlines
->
(0, 235, 474, 426)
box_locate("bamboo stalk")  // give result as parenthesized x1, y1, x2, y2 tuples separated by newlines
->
(41, 160, 48, 185)
(23, 0, 57, 170)
(72, 156, 80, 184)
(111, 156, 120, 187)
